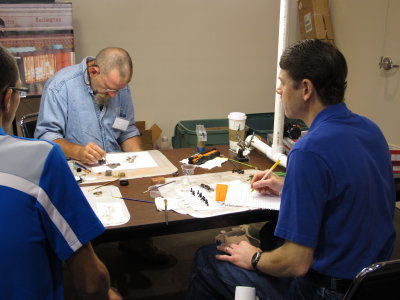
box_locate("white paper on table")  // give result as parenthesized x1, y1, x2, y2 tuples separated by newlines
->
(224, 181, 280, 210)
(91, 151, 158, 173)
(154, 170, 261, 218)
(154, 196, 186, 215)
(180, 156, 228, 169)
(81, 185, 130, 227)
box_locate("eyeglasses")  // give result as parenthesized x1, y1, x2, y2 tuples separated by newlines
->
(9, 86, 28, 98)
(87, 64, 119, 94)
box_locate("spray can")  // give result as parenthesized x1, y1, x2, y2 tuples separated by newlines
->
(196, 124, 207, 154)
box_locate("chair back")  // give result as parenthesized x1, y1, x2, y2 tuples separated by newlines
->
(343, 259, 400, 300)
(19, 112, 38, 138)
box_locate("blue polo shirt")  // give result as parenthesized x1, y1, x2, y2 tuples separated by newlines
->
(275, 102, 396, 279)
(0, 129, 105, 299)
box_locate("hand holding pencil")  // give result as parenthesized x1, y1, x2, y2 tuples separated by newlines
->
(251, 160, 282, 194)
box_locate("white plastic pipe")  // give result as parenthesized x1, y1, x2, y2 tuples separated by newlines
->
(246, 0, 290, 169)
(246, 135, 287, 167)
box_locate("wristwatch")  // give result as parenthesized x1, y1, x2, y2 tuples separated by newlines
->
(251, 251, 263, 273)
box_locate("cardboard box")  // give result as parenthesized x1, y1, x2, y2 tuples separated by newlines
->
(136, 121, 162, 150)
(297, 0, 334, 41)
(389, 144, 400, 174)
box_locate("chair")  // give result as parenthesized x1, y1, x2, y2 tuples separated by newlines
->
(19, 112, 38, 138)
(343, 259, 400, 300)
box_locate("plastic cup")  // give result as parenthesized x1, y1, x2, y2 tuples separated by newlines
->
(234, 286, 257, 300)
(228, 112, 247, 151)
(181, 164, 196, 176)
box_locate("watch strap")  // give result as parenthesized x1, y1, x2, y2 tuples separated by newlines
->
(251, 251, 263, 273)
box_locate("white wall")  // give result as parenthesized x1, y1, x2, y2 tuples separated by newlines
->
(330, 0, 400, 145)
(61, 0, 400, 145)
(61, 0, 288, 141)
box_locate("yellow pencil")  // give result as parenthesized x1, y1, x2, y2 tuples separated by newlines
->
(229, 159, 258, 169)
(251, 160, 281, 192)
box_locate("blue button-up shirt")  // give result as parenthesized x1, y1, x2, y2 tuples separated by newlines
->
(34, 57, 140, 152)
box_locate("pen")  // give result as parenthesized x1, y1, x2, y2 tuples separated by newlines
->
(251, 159, 281, 192)
(73, 161, 91, 173)
(164, 198, 168, 225)
(143, 181, 176, 193)
(112, 196, 154, 204)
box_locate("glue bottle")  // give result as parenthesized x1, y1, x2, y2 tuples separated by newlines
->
(196, 124, 207, 154)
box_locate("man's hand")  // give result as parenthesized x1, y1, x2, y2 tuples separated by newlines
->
(78, 142, 106, 165)
(251, 170, 284, 195)
(216, 241, 261, 270)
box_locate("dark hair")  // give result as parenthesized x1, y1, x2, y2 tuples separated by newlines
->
(279, 39, 347, 105)
(0, 46, 18, 97)
(96, 47, 133, 81)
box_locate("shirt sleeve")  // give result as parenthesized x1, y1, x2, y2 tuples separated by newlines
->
(37, 144, 105, 260)
(275, 148, 332, 248)
(34, 84, 68, 142)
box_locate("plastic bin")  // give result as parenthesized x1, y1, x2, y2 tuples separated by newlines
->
(172, 118, 229, 148)
(172, 113, 307, 148)
(246, 113, 307, 140)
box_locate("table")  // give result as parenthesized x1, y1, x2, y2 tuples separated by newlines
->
(92, 145, 400, 244)
(93, 145, 281, 244)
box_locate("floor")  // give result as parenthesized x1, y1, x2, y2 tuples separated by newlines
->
(64, 208, 400, 300)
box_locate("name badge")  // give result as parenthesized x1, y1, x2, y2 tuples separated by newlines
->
(112, 117, 129, 131)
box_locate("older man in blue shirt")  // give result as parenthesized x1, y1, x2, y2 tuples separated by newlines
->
(35, 47, 142, 164)
(35, 47, 169, 265)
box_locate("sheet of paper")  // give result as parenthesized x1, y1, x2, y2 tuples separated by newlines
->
(180, 156, 228, 169)
(155, 170, 261, 218)
(92, 151, 158, 173)
(81, 185, 130, 227)
(224, 181, 280, 210)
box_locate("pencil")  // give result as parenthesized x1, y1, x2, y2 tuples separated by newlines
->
(251, 159, 281, 192)
(143, 180, 176, 193)
(229, 159, 258, 170)
(112, 196, 154, 204)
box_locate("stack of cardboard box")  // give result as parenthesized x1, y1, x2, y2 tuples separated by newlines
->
(390, 144, 400, 175)
(297, 0, 334, 43)
(135, 121, 162, 150)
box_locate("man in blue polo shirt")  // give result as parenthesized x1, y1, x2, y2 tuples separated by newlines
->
(0, 45, 121, 299)
(185, 40, 396, 300)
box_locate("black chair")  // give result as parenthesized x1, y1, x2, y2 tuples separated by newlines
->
(343, 259, 400, 300)
(19, 112, 38, 138)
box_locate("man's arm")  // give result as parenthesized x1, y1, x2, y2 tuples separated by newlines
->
(120, 135, 143, 152)
(54, 138, 106, 165)
(216, 240, 314, 278)
(66, 242, 122, 300)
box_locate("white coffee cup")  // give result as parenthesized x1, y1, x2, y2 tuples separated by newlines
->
(228, 112, 247, 151)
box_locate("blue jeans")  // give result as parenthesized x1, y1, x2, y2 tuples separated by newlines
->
(185, 245, 345, 300)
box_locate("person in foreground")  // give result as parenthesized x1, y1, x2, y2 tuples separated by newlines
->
(185, 39, 396, 300)
(34, 46, 168, 263)
(0, 46, 121, 299)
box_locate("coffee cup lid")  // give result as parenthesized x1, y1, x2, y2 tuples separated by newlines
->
(228, 112, 247, 120)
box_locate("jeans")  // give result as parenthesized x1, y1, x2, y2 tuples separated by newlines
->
(185, 245, 345, 300)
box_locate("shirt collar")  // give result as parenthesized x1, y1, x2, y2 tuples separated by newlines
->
(0, 127, 6, 135)
(81, 56, 96, 95)
(309, 102, 350, 131)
